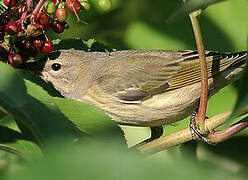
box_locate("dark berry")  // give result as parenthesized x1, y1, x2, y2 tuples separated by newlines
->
(15, 36, 27, 49)
(0, 15, 10, 26)
(23, 40, 37, 57)
(42, 40, 53, 54)
(19, 50, 31, 61)
(35, 12, 49, 26)
(0, 32, 4, 41)
(4, 0, 17, 7)
(52, 20, 65, 33)
(55, 8, 68, 22)
(8, 53, 23, 67)
(0, 47, 8, 62)
(30, 34, 46, 42)
(4, 21, 20, 35)
(66, 0, 82, 14)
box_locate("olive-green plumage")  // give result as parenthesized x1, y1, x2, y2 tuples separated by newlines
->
(34, 49, 247, 126)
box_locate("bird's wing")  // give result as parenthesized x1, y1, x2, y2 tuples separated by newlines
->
(167, 50, 247, 91)
(97, 50, 247, 103)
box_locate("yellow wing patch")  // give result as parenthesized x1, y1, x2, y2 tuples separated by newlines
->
(167, 52, 245, 90)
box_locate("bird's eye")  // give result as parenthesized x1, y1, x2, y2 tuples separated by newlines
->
(51, 63, 61, 71)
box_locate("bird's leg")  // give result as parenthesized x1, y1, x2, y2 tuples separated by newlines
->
(190, 111, 248, 144)
(130, 126, 163, 149)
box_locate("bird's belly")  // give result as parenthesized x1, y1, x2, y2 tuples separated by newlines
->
(82, 81, 204, 127)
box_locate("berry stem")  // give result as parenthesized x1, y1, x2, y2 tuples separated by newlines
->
(32, 0, 45, 15)
(71, 4, 87, 24)
(10, 4, 22, 13)
(18, 0, 33, 23)
(72, 4, 80, 22)
(39, 0, 49, 12)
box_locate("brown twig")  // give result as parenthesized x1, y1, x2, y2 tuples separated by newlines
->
(208, 117, 248, 143)
(189, 10, 208, 130)
(32, 0, 45, 15)
(137, 108, 248, 155)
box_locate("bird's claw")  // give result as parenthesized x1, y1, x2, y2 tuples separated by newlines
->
(190, 111, 208, 143)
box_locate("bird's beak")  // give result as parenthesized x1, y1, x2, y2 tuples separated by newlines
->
(19, 56, 48, 76)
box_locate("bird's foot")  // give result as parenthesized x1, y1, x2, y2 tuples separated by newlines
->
(190, 111, 209, 143)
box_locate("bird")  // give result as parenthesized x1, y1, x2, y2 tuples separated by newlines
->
(24, 49, 247, 142)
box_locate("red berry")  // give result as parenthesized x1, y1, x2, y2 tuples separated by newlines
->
(4, 0, 17, 7)
(66, 0, 82, 14)
(42, 40, 53, 54)
(55, 8, 68, 22)
(52, 20, 65, 33)
(4, 21, 20, 35)
(35, 12, 49, 26)
(53, 0, 62, 4)
(8, 53, 23, 67)
(33, 40, 44, 54)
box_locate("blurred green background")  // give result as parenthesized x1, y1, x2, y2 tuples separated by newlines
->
(1, 0, 248, 179)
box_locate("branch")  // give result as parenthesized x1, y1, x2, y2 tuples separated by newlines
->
(137, 108, 248, 155)
(189, 10, 208, 130)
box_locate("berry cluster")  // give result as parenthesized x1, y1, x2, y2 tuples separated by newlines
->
(0, 0, 97, 67)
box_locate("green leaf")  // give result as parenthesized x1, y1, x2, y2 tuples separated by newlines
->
(0, 140, 43, 162)
(0, 125, 43, 161)
(0, 109, 8, 120)
(3, 141, 246, 180)
(0, 63, 28, 108)
(54, 38, 113, 52)
(0, 63, 80, 147)
(53, 97, 125, 143)
(52, 38, 61, 45)
(53, 38, 88, 50)
(82, 38, 96, 50)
